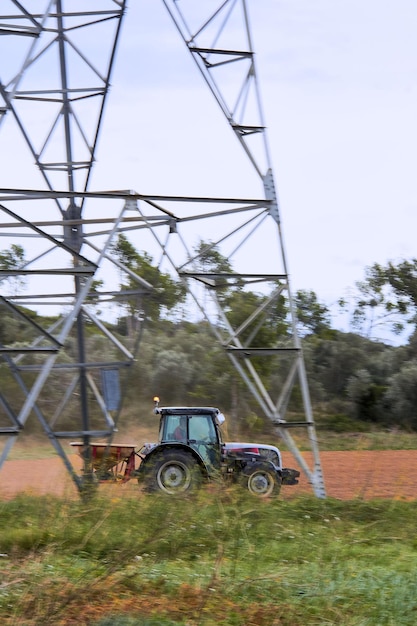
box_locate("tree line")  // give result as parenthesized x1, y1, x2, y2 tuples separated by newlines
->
(2, 239, 417, 431)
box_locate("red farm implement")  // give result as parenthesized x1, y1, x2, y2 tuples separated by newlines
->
(70, 442, 140, 483)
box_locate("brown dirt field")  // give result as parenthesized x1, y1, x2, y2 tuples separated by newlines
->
(0, 449, 416, 501)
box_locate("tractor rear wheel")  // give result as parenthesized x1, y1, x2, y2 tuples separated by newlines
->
(146, 450, 203, 495)
(239, 462, 281, 497)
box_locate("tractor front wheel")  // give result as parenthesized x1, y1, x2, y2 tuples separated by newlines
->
(239, 462, 281, 497)
(146, 450, 202, 495)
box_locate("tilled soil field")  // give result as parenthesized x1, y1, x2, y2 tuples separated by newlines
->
(1, 449, 416, 500)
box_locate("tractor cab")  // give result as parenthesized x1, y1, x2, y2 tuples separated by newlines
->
(160, 412, 220, 444)
(154, 400, 224, 471)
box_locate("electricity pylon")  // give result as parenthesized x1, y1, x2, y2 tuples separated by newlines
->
(0, 1, 325, 497)
(0, 1, 137, 493)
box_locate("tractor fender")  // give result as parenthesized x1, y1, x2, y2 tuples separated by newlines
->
(138, 442, 209, 478)
(227, 452, 278, 473)
(241, 455, 279, 475)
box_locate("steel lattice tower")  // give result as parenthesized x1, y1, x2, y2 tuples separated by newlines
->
(0, 1, 325, 497)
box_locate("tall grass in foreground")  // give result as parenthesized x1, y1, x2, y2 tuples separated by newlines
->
(1, 490, 416, 625)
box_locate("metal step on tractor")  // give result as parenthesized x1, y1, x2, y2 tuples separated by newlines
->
(136, 398, 300, 497)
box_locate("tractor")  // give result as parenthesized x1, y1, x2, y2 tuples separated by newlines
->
(136, 398, 300, 497)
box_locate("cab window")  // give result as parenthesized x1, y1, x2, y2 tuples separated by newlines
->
(161, 415, 187, 442)
(188, 415, 217, 444)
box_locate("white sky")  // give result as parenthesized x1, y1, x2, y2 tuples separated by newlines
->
(91, 0, 417, 311)
(1, 0, 417, 341)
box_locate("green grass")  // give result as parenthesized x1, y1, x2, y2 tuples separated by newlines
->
(1, 491, 417, 625)
(315, 429, 417, 451)
(270, 428, 417, 452)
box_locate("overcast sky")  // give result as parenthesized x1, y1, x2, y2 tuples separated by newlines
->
(1, 1, 417, 342)
(90, 1, 417, 315)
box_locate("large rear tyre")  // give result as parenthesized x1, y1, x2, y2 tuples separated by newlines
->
(239, 462, 281, 497)
(145, 450, 203, 495)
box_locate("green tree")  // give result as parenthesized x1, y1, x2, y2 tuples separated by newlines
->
(346, 368, 385, 423)
(305, 331, 383, 399)
(348, 260, 417, 339)
(193, 239, 235, 304)
(193, 240, 233, 276)
(190, 241, 294, 417)
(0, 244, 31, 347)
(294, 289, 331, 337)
(383, 361, 417, 429)
(0, 243, 26, 293)
(112, 234, 186, 336)
(0, 243, 25, 271)
(226, 289, 289, 346)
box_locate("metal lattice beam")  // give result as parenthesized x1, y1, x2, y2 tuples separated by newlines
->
(0, 1, 130, 494)
(0, 1, 326, 498)
(159, 0, 325, 497)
